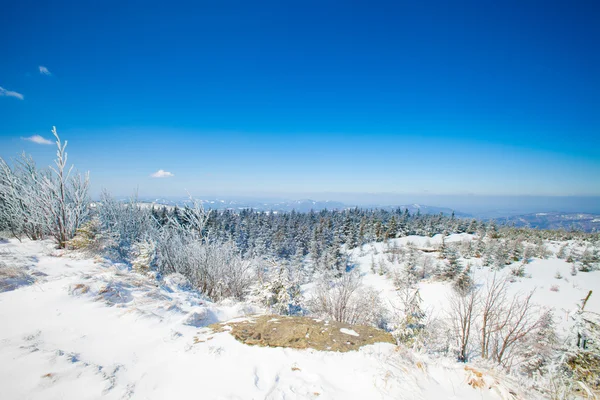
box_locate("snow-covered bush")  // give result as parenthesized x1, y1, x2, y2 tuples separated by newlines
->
(391, 283, 426, 346)
(253, 261, 303, 315)
(0, 127, 90, 247)
(519, 309, 557, 377)
(566, 291, 600, 391)
(155, 232, 253, 301)
(453, 263, 474, 295)
(131, 240, 155, 272)
(557, 244, 568, 259)
(479, 276, 545, 370)
(554, 270, 563, 280)
(96, 191, 157, 257)
(438, 247, 462, 280)
(66, 218, 116, 254)
(0, 154, 45, 240)
(309, 270, 385, 327)
(510, 263, 526, 278)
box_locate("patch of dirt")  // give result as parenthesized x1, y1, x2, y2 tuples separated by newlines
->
(209, 315, 395, 352)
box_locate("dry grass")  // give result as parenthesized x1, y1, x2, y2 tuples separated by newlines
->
(0, 261, 35, 292)
(68, 283, 90, 295)
(464, 366, 487, 389)
(567, 352, 600, 394)
(209, 314, 395, 352)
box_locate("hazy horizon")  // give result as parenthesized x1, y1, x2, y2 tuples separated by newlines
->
(109, 192, 600, 216)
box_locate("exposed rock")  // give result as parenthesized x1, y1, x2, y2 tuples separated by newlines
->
(210, 314, 395, 352)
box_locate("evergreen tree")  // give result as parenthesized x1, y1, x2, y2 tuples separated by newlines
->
(441, 247, 462, 280)
(453, 263, 474, 295)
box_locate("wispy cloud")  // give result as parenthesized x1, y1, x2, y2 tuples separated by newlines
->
(150, 169, 175, 178)
(39, 66, 52, 76)
(22, 135, 54, 145)
(0, 86, 24, 100)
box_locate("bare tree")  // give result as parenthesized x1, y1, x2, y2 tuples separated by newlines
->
(480, 273, 509, 359)
(448, 285, 480, 362)
(476, 274, 545, 370)
(491, 289, 543, 370)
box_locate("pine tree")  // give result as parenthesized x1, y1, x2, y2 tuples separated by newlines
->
(453, 263, 474, 295)
(557, 244, 568, 259)
(386, 216, 398, 240)
(441, 247, 462, 280)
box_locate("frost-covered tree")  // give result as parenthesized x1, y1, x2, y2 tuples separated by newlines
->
(254, 261, 303, 315)
(309, 270, 384, 326)
(0, 127, 89, 247)
(520, 309, 557, 377)
(392, 282, 426, 346)
(453, 263, 474, 295)
(39, 128, 90, 247)
(556, 243, 568, 260)
(97, 191, 157, 256)
(0, 154, 47, 239)
(440, 247, 462, 280)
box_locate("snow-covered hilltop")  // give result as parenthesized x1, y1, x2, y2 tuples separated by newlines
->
(2, 232, 599, 399)
(0, 238, 529, 400)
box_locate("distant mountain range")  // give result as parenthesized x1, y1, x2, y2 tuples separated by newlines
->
(495, 212, 600, 232)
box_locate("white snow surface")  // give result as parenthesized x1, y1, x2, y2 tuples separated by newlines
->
(339, 328, 359, 337)
(0, 238, 514, 400)
(350, 234, 600, 335)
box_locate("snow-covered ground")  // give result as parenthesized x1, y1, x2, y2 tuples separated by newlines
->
(1, 238, 520, 400)
(350, 234, 600, 336)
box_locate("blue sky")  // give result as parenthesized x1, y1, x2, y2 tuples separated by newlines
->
(1, 0, 599, 201)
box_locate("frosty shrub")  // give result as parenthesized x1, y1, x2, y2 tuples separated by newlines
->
(96, 191, 158, 256)
(68, 219, 101, 250)
(253, 260, 303, 315)
(510, 263, 526, 278)
(566, 291, 600, 392)
(0, 127, 89, 247)
(556, 244, 568, 259)
(66, 218, 116, 254)
(309, 270, 385, 327)
(570, 263, 578, 276)
(479, 276, 545, 370)
(554, 271, 563, 280)
(391, 281, 426, 347)
(131, 240, 155, 272)
(154, 231, 253, 301)
(453, 263, 474, 295)
(519, 309, 557, 378)
(0, 154, 46, 240)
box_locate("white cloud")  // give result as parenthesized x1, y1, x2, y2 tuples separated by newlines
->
(22, 135, 54, 145)
(0, 86, 24, 100)
(150, 169, 175, 178)
(39, 66, 52, 75)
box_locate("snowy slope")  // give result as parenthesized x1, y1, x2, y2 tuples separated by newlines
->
(0, 239, 515, 400)
(349, 234, 600, 337)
